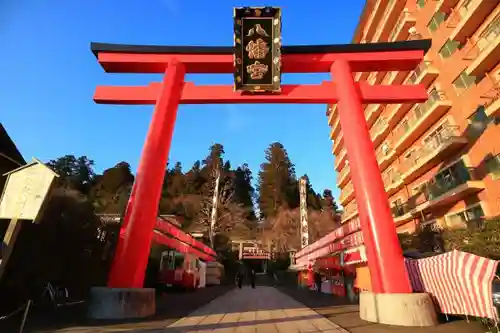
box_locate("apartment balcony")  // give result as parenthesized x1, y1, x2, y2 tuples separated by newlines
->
(330, 116, 341, 141)
(355, 72, 364, 82)
(383, 171, 404, 197)
(374, 0, 404, 42)
(400, 125, 467, 184)
(363, 0, 387, 43)
(393, 162, 485, 224)
(482, 74, 500, 117)
(337, 164, 351, 188)
(340, 182, 355, 206)
(376, 142, 396, 171)
(419, 165, 484, 210)
(408, 32, 424, 41)
(341, 202, 358, 223)
(463, 21, 500, 77)
(367, 72, 378, 85)
(447, 0, 498, 42)
(382, 71, 397, 85)
(407, 61, 439, 88)
(435, 0, 460, 14)
(393, 89, 452, 155)
(335, 148, 347, 171)
(365, 104, 384, 127)
(390, 8, 416, 42)
(386, 103, 415, 135)
(327, 104, 337, 126)
(370, 116, 389, 148)
(333, 132, 344, 155)
(382, 70, 409, 93)
(392, 202, 414, 225)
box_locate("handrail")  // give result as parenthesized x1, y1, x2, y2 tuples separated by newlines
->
(340, 183, 354, 202)
(393, 88, 447, 139)
(463, 17, 499, 59)
(341, 202, 358, 219)
(383, 170, 402, 188)
(482, 74, 500, 109)
(400, 125, 462, 172)
(391, 9, 412, 41)
(392, 163, 477, 215)
(370, 117, 388, 138)
(408, 60, 433, 84)
(338, 164, 350, 181)
(376, 142, 393, 163)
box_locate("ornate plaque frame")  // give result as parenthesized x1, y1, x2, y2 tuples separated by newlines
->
(233, 6, 282, 93)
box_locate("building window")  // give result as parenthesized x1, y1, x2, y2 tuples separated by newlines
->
(427, 12, 448, 32)
(467, 106, 490, 138)
(477, 13, 500, 52)
(412, 184, 424, 195)
(425, 159, 472, 200)
(452, 70, 477, 95)
(417, 0, 426, 9)
(391, 198, 405, 217)
(439, 39, 462, 58)
(446, 204, 485, 229)
(486, 154, 500, 179)
(423, 121, 449, 146)
(459, 0, 473, 17)
(399, 118, 410, 133)
(381, 142, 390, 155)
(405, 148, 420, 166)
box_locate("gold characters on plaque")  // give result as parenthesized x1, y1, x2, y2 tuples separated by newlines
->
(246, 61, 268, 80)
(246, 24, 269, 37)
(245, 38, 270, 59)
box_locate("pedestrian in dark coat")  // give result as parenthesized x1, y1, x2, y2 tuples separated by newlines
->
(250, 269, 256, 288)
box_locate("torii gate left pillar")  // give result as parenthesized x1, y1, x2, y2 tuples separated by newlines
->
(91, 41, 432, 301)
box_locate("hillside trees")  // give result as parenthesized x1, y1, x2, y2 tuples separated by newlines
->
(257, 143, 340, 252)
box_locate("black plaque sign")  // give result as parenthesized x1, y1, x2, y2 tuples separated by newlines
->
(233, 7, 282, 93)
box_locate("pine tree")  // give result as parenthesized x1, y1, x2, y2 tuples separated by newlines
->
(184, 160, 203, 194)
(88, 161, 134, 213)
(300, 174, 322, 211)
(322, 189, 339, 214)
(232, 163, 257, 222)
(257, 142, 298, 218)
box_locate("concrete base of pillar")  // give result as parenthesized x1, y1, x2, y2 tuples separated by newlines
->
(359, 291, 438, 327)
(87, 287, 156, 319)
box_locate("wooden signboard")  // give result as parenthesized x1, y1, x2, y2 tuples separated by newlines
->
(0, 158, 58, 281)
(233, 6, 282, 93)
(0, 158, 58, 222)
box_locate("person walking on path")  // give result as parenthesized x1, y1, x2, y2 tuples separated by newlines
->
(236, 271, 243, 289)
(250, 269, 256, 289)
(236, 265, 245, 289)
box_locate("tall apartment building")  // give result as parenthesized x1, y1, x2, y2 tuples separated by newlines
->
(329, 0, 500, 233)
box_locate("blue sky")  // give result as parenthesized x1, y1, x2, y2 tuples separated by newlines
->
(1, 0, 365, 204)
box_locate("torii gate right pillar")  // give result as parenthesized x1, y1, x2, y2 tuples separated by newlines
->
(331, 59, 411, 294)
(332, 59, 438, 327)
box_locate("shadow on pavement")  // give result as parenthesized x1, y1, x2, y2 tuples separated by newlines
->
(277, 286, 488, 333)
(0, 285, 235, 333)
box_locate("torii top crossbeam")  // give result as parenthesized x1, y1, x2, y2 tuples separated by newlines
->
(91, 39, 431, 105)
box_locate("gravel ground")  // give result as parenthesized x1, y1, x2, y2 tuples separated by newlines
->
(277, 286, 488, 333)
(0, 285, 235, 333)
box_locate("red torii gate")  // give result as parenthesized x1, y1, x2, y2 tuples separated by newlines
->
(91, 39, 431, 294)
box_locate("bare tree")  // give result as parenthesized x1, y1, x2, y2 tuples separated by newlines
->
(195, 169, 247, 247)
(261, 208, 339, 252)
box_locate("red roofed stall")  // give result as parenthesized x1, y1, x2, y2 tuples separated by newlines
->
(294, 221, 368, 298)
(152, 216, 217, 290)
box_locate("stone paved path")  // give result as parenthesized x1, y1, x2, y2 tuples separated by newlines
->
(159, 286, 348, 332)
